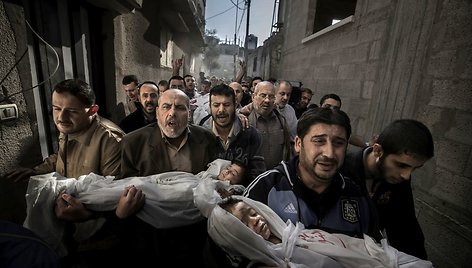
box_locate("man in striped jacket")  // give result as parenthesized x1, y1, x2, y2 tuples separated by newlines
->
(244, 107, 380, 240)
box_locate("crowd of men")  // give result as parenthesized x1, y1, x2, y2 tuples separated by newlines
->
(2, 61, 434, 267)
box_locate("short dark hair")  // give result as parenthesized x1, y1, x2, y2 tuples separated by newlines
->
(251, 76, 263, 84)
(377, 119, 434, 159)
(274, 80, 292, 90)
(122, 75, 138, 85)
(300, 87, 313, 96)
(210, 84, 236, 105)
(53, 79, 95, 106)
(297, 107, 352, 140)
(137, 81, 158, 92)
(267, 77, 277, 84)
(320, 93, 342, 107)
(158, 80, 168, 87)
(168, 75, 184, 85)
(219, 197, 243, 212)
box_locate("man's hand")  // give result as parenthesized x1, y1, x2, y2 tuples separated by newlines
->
(239, 60, 247, 71)
(237, 113, 249, 129)
(235, 60, 247, 83)
(115, 185, 145, 219)
(5, 168, 36, 182)
(55, 192, 93, 222)
(172, 58, 183, 76)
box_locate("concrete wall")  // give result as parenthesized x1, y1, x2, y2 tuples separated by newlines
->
(111, 10, 168, 123)
(0, 1, 42, 172)
(277, 0, 472, 266)
(0, 0, 41, 224)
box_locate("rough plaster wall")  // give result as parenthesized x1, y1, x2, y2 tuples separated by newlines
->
(0, 1, 38, 224)
(112, 10, 165, 123)
(0, 2, 37, 172)
(279, 0, 472, 266)
(413, 0, 472, 266)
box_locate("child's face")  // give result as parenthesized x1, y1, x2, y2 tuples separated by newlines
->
(229, 201, 271, 241)
(217, 164, 244, 184)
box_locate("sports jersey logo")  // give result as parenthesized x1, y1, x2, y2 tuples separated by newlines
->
(341, 199, 359, 223)
(283, 202, 297, 214)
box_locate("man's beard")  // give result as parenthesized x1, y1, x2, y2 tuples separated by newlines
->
(299, 149, 336, 184)
(214, 112, 235, 128)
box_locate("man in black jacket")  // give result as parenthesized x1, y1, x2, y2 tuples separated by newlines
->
(341, 119, 434, 260)
(244, 107, 380, 239)
(199, 84, 266, 186)
(119, 81, 159, 133)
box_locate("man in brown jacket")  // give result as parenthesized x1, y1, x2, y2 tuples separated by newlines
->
(117, 88, 217, 267)
(5, 79, 126, 266)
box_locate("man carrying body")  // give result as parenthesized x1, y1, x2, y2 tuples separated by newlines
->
(199, 84, 265, 185)
(244, 108, 379, 239)
(118, 88, 217, 267)
(6, 78, 126, 266)
(341, 119, 434, 259)
(119, 81, 159, 133)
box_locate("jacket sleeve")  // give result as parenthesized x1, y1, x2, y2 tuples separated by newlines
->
(119, 137, 139, 179)
(384, 182, 427, 259)
(243, 173, 272, 205)
(99, 134, 122, 176)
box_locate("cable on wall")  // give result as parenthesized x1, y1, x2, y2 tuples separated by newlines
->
(1, 19, 60, 102)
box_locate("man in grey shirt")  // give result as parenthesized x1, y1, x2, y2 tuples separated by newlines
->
(247, 81, 292, 169)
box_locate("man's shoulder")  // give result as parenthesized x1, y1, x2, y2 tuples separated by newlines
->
(95, 116, 125, 137)
(250, 164, 288, 186)
(122, 108, 142, 121)
(235, 124, 260, 138)
(123, 122, 158, 140)
(341, 148, 365, 174)
(286, 103, 296, 112)
(189, 124, 213, 134)
(338, 173, 368, 196)
(244, 166, 289, 197)
(189, 124, 217, 142)
(119, 110, 141, 126)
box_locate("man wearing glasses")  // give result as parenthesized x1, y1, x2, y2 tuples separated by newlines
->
(247, 81, 292, 169)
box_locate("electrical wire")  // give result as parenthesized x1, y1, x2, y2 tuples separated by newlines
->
(229, 0, 245, 10)
(206, 5, 236, 21)
(1, 20, 60, 102)
(237, 5, 246, 35)
(206, 1, 248, 22)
